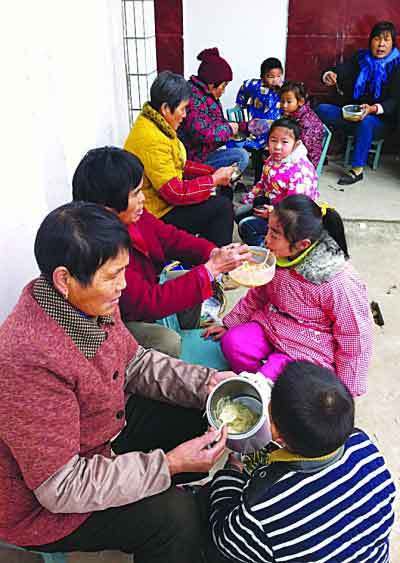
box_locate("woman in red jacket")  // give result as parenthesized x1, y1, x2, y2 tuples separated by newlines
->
(72, 147, 249, 357)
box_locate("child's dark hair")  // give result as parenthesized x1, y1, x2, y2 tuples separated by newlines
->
(280, 80, 308, 102)
(369, 21, 396, 46)
(274, 194, 349, 258)
(269, 117, 301, 141)
(271, 361, 355, 457)
(260, 57, 283, 77)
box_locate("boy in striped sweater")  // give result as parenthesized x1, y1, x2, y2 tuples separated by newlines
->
(209, 362, 395, 563)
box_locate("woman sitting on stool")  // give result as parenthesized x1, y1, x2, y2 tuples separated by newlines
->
(73, 147, 250, 357)
(316, 21, 400, 185)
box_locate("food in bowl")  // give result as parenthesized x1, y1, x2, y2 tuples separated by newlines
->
(229, 247, 276, 288)
(342, 104, 364, 122)
(215, 396, 259, 434)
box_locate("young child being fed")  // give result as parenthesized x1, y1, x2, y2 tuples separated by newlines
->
(204, 195, 373, 397)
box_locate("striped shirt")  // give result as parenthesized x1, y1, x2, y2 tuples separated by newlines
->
(209, 430, 395, 562)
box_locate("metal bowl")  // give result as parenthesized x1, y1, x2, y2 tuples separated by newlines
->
(206, 375, 272, 453)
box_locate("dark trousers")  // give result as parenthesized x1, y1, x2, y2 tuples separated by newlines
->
(249, 149, 265, 183)
(29, 396, 208, 563)
(162, 194, 234, 247)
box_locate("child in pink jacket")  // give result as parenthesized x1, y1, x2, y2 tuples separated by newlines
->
(280, 80, 324, 169)
(204, 195, 373, 397)
(238, 118, 319, 246)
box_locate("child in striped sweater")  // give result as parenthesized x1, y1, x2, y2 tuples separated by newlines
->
(208, 362, 395, 563)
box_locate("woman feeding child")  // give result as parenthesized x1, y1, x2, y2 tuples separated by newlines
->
(204, 195, 373, 397)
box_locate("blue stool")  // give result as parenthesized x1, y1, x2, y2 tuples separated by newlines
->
(157, 270, 229, 370)
(344, 136, 384, 170)
(316, 124, 332, 177)
(0, 541, 67, 562)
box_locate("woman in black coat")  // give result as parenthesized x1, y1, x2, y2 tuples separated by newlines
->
(316, 21, 400, 185)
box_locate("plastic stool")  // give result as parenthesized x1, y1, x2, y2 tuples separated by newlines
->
(344, 136, 384, 170)
(0, 541, 67, 562)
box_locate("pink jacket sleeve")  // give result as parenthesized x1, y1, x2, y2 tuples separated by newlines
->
(322, 266, 373, 396)
(300, 116, 324, 169)
(223, 286, 269, 328)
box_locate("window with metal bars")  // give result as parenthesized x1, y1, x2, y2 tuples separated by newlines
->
(121, 0, 157, 126)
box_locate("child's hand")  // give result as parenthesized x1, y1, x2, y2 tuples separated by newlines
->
(202, 324, 227, 341)
(229, 122, 239, 136)
(253, 205, 273, 219)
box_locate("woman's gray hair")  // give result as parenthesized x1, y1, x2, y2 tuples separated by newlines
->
(150, 70, 191, 112)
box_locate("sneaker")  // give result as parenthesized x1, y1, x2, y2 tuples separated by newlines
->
(338, 170, 363, 185)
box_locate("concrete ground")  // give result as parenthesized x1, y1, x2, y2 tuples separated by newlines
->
(320, 157, 400, 562)
(1, 157, 399, 562)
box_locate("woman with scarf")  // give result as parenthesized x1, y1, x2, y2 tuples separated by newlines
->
(316, 21, 400, 185)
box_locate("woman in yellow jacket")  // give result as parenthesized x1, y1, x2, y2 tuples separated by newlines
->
(124, 71, 235, 246)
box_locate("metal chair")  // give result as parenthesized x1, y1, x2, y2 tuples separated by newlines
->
(344, 136, 384, 170)
(316, 123, 332, 177)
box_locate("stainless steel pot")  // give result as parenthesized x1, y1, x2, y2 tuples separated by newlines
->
(206, 372, 272, 453)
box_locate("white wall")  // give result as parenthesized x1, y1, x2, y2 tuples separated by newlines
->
(183, 0, 289, 110)
(0, 0, 129, 322)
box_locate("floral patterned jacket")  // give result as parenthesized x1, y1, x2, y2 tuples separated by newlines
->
(179, 75, 246, 163)
(243, 141, 319, 205)
(290, 102, 324, 169)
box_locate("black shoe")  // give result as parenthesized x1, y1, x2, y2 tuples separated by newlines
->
(338, 170, 364, 185)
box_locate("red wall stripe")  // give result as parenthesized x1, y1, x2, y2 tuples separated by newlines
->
(154, 0, 184, 74)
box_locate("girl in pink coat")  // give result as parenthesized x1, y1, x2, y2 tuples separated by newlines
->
(204, 195, 373, 396)
(238, 118, 319, 246)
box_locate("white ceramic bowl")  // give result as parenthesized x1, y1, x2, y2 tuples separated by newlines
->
(342, 104, 363, 122)
(229, 247, 276, 288)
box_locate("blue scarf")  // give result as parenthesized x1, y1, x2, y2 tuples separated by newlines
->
(353, 47, 400, 100)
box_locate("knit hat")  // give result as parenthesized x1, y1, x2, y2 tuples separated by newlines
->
(197, 48, 233, 84)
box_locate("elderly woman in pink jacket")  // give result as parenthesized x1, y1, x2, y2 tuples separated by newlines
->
(204, 195, 373, 396)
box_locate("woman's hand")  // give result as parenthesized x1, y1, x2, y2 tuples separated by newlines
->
(205, 244, 252, 277)
(202, 324, 227, 341)
(229, 122, 239, 136)
(206, 370, 236, 395)
(212, 166, 235, 187)
(166, 426, 228, 476)
(253, 204, 273, 219)
(323, 71, 338, 86)
(360, 103, 378, 119)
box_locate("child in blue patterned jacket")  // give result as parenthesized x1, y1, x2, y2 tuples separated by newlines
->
(208, 361, 395, 563)
(236, 57, 283, 120)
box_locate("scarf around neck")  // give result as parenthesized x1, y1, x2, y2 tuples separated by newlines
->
(353, 47, 400, 100)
